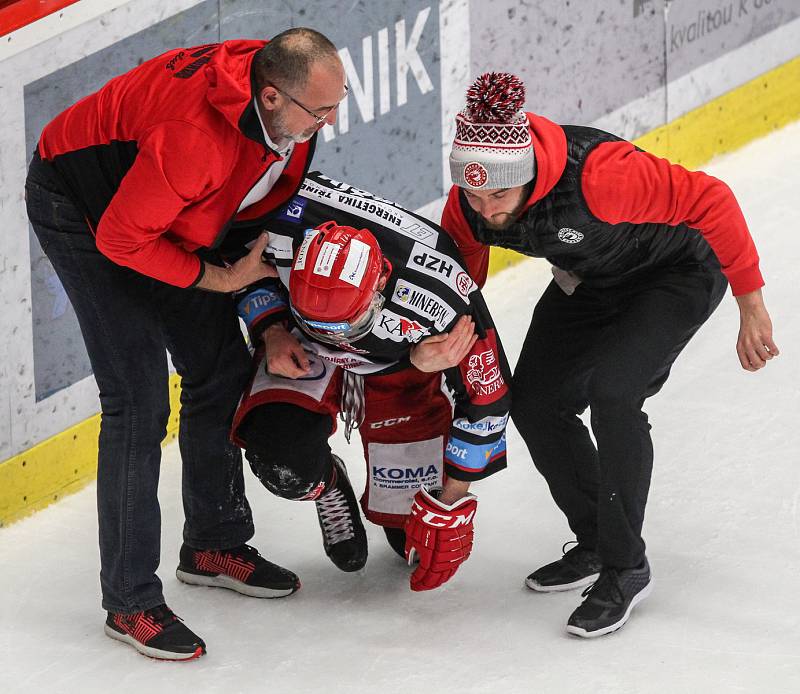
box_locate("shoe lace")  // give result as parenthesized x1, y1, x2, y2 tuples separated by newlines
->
(316, 486, 355, 545)
(580, 568, 625, 605)
(561, 540, 579, 556)
(339, 371, 366, 444)
(146, 604, 181, 627)
(225, 544, 261, 563)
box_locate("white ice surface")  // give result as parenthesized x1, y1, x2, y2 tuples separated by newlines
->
(2, 123, 799, 694)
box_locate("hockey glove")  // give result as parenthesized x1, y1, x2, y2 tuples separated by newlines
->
(404, 487, 478, 592)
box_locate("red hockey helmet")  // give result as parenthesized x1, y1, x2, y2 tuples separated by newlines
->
(289, 221, 392, 345)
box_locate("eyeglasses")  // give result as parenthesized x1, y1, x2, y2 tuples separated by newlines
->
(267, 81, 348, 126)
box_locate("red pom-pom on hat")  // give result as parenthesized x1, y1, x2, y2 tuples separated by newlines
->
(450, 72, 534, 190)
(465, 72, 526, 124)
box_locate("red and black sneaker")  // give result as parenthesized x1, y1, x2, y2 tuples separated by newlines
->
(176, 543, 300, 598)
(104, 604, 205, 661)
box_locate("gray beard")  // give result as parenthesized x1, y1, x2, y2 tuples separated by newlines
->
(287, 130, 316, 144)
(272, 110, 316, 145)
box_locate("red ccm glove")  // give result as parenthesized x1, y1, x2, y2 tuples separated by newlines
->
(404, 487, 478, 591)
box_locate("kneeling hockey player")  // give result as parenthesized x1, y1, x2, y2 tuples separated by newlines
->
(231, 172, 511, 591)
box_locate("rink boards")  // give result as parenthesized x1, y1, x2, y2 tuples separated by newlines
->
(1, 0, 799, 525)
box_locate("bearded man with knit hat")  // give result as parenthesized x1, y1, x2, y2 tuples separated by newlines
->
(441, 72, 779, 638)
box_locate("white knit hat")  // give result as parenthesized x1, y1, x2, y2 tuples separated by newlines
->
(449, 72, 535, 190)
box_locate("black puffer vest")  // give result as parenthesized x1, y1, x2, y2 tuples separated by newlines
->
(460, 125, 715, 287)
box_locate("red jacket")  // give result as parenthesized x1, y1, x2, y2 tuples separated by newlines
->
(38, 40, 314, 287)
(442, 113, 762, 296)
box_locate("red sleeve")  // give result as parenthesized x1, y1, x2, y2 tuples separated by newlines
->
(581, 141, 763, 296)
(440, 186, 490, 288)
(444, 326, 510, 481)
(442, 282, 511, 481)
(95, 121, 223, 287)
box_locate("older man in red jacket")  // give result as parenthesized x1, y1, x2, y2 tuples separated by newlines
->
(25, 28, 346, 660)
(441, 72, 778, 639)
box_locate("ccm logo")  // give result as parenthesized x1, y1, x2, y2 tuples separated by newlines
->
(411, 501, 475, 528)
(370, 416, 411, 429)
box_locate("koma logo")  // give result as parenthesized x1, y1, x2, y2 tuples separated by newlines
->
(373, 464, 438, 479)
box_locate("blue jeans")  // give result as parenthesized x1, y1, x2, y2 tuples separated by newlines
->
(25, 154, 254, 613)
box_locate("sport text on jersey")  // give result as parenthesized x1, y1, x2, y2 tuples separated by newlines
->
(299, 173, 439, 246)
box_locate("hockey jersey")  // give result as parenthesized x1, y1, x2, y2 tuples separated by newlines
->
(235, 171, 511, 481)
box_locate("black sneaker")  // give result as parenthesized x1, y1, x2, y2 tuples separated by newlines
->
(566, 558, 653, 638)
(176, 543, 300, 598)
(104, 604, 205, 661)
(525, 542, 602, 592)
(315, 455, 368, 572)
(383, 526, 407, 559)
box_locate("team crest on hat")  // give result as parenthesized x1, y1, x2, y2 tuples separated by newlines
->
(464, 162, 488, 188)
(449, 72, 535, 190)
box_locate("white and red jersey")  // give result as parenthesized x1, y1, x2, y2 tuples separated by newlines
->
(234, 171, 510, 482)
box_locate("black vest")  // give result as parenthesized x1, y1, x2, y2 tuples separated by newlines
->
(460, 125, 715, 287)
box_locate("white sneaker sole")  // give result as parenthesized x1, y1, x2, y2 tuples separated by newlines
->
(525, 572, 600, 593)
(565, 579, 653, 638)
(175, 569, 298, 598)
(104, 625, 204, 661)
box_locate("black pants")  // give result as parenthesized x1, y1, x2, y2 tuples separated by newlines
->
(25, 155, 254, 613)
(239, 403, 335, 500)
(510, 265, 727, 568)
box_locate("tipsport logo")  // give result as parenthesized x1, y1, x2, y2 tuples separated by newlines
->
(445, 440, 468, 461)
(445, 433, 507, 471)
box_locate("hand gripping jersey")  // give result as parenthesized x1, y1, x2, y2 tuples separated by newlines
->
(235, 171, 511, 482)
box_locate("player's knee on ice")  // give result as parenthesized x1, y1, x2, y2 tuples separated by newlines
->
(238, 403, 334, 500)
